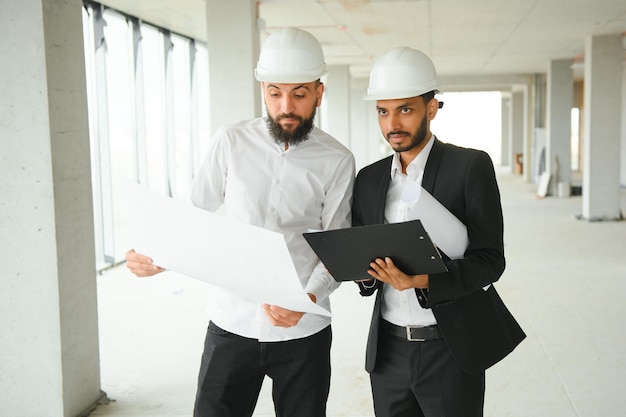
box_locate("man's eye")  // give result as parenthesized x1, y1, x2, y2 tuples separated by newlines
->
(401, 108, 411, 113)
(378, 110, 387, 116)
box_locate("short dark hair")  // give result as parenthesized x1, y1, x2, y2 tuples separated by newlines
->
(420, 90, 443, 108)
(420, 91, 436, 103)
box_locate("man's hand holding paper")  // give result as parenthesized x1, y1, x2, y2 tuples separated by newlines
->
(125, 249, 165, 277)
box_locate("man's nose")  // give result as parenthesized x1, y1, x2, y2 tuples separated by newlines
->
(281, 96, 295, 114)
(386, 113, 402, 132)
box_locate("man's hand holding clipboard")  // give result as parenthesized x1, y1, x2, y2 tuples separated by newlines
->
(303, 219, 447, 283)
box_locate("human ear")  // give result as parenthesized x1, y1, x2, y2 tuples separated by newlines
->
(427, 98, 439, 120)
(316, 82, 325, 107)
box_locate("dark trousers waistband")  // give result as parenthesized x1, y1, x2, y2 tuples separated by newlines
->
(382, 319, 442, 341)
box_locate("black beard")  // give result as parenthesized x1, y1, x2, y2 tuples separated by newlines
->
(387, 112, 428, 153)
(266, 108, 316, 147)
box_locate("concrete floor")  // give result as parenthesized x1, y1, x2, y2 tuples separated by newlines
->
(91, 170, 626, 417)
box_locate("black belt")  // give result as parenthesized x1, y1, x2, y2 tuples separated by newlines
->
(383, 320, 442, 341)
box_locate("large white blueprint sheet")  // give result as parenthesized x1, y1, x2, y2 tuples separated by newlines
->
(126, 183, 330, 316)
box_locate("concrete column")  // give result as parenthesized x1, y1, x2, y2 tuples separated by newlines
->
(205, 0, 260, 136)
(323, 65, 351, 148)
(581, 34, 623, 221)
(622, 54, 626, 187)
(546, 59, 574, 197)
(350, 76, 372, 170)
(510, 89, 526, 176)
(500, 94, 511, 167)
(351, 84, 388, 167)
(0, 1, 102, 416)
(530, 75, 546, 185)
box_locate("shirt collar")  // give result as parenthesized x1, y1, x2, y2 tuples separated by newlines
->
(390, 134, 436, 180)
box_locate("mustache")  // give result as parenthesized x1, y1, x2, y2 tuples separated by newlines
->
(276, 113, 304, 122)
(386, 130, 411, 139)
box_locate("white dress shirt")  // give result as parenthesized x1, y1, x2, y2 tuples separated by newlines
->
(381, 134, 437, 327)
(190, 117, 355, 341)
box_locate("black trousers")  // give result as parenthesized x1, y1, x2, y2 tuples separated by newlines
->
(193, 321, 332, 417)
(370, 329, 485, 417)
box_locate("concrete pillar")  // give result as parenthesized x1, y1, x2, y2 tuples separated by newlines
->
(510, 89, 526, 176)
(0, 1, 103, 416)
(581, 34, 623, 221)
(546, 59, 574, 197)
(350, 76, 372, 170)
(531, 75, 546, 185)
(622, 53, 626, 187)
(501, 94, 511, 167)
(323, 65, 351, 149)
(205, 0, 260, 136)
(352, 89, 387, 167)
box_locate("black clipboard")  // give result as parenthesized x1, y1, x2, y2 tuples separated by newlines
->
(303, 219, 448, 282)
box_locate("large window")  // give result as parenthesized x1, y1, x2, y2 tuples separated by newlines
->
(82, 1, 210, 270)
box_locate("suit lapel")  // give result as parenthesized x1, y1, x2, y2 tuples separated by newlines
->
(374, 156, 393, 223)
(422, 137, 444, 195)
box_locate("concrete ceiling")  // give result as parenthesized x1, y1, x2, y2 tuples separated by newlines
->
(96, 0, 626, 82)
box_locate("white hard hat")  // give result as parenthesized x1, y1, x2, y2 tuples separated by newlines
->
(364, 47, 440, 100)
(255, 27, 327, 83)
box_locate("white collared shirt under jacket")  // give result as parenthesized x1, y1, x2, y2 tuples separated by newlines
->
(382, 134, 437, 327)
(190, 117, 355, 342)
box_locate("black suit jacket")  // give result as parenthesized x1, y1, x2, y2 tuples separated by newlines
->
(353, 138, 525, 374)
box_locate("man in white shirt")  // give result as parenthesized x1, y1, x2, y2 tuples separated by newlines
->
(126, 27, 355, 417)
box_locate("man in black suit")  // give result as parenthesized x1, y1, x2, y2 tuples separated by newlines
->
(352, 47, 526, 417)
